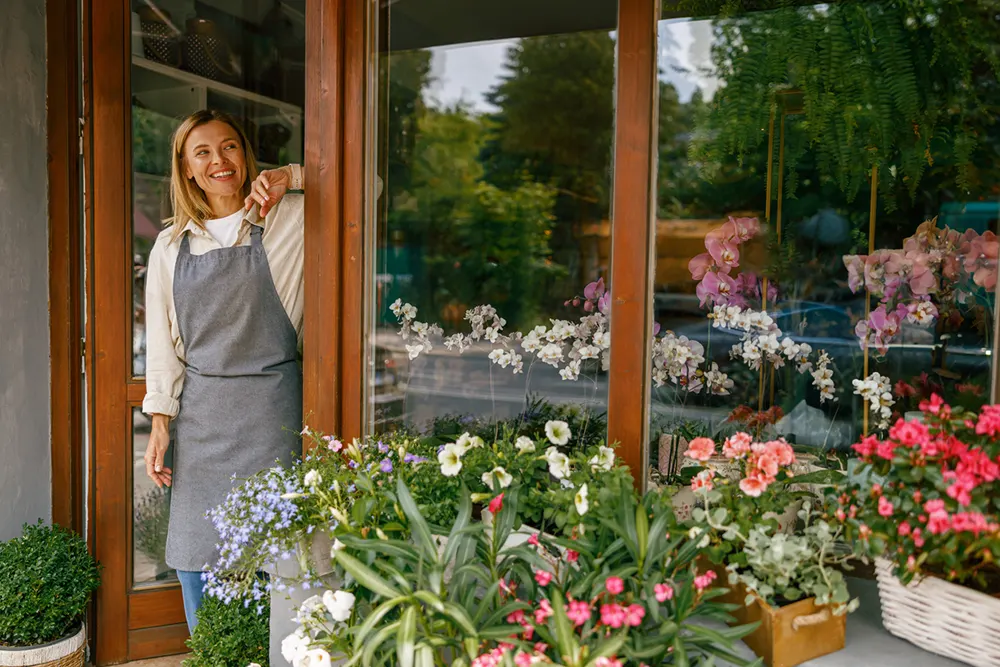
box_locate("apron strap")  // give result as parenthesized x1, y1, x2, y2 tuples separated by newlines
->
(249, 223, 264, 247)
(179, 229, 192, 255)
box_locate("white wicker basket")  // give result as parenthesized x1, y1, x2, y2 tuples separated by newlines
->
(875, 558, 1000, 667)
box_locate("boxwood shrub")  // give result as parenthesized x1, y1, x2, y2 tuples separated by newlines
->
(184, 591, 269, 667)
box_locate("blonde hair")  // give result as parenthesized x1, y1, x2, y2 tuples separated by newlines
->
(168, 110, 259, 242)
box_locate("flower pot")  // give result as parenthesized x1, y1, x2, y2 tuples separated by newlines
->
(874, 558, 1000, 667)
(717, 580, 845, 667)
(0, 623, 86, 667)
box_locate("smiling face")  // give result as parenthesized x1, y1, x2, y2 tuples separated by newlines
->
(181, 120, 248, 201)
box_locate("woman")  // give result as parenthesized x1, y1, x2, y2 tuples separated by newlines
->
(142, 109, 304, 631)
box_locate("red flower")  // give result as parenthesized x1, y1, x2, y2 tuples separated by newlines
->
(488, 493, 505, 513)
(534, 570, 553, 587)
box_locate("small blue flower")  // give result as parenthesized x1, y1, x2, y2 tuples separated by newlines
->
(380, 458, 393, 473)
(348, 460, 358, 469)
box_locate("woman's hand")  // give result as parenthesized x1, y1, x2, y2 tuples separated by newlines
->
(145, 414, 173, 488)
(245, 167, 291, 218)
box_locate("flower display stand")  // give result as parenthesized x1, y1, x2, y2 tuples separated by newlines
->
(716, 576, 845, 667)
(875, 558, 1000, 667)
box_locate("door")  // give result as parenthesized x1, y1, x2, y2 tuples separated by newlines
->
(87, 0, 340, 662)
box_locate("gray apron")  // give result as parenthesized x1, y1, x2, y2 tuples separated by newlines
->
(166, 222, 302, 572)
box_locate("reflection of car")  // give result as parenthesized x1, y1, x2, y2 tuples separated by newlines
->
(670, 300, 992, 384)
(371, 344, 406, 427)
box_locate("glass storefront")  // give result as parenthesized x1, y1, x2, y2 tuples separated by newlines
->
(369, 1, 619, 442)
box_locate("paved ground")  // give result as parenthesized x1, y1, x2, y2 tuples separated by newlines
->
(93, 655, 187, 667)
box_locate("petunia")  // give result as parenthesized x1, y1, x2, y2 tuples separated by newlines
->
(438, 443, 463, 477)
(545, 420, 572, 445)
(574, 484, 589, 516)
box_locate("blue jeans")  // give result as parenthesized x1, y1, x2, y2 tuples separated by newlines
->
(177, 570, 206, 633)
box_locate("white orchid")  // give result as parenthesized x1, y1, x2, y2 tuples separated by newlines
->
(322, 589, 356, 622)
(438, 443, 463, 477)
(481, 466, 513, 490)
(515, 436, 535, 454)
(589, 446, 615, 471)
(545, 420, 571, 446)
(575, 484, 589, 516)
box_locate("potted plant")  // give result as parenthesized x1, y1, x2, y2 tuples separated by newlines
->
(680, 433, 856, 667)
(839, 394, 1000, 667)
(0, 521, 101, 667)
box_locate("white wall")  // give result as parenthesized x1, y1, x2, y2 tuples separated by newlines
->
(0, 0, 51, 542)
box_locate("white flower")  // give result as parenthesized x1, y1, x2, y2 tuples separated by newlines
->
(589, 445, 615, 471)
(545, 449, 571, 479)
(400, 303, 417, 320)
(281, 629, 310, 664)
(515, 436, 536, 454)
(538, 343, 564, 366)
(545, 420, 572, 446)
(389, 298, 403, 316)
(296, 648, 332, 667)
(438, 443, 463, 477)
(521, 331, 544, 353)
(454, 432, 484, 455)
(481, 466, 513, 490)
(322, 589, 356, 623)
(303, 470, 322, 489)
(559, 360, 581, 381)
(575, 484, 589, 516)
(578, 345, 601, 360)
(593, 329, 611, 349)
(411, 321, 429, 336)
(489, 348, 511, 367)
(295, 595, 325, 623)
(560, 478, 575, 489)
(405, 343, 424, 360)
(330, 538, 346, 554)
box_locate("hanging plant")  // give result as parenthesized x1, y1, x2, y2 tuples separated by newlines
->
(684, 0, 1000, 210)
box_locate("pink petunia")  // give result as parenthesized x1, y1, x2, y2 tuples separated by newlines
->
(654, 583, 674, 602)
(684, 437, 716, 461)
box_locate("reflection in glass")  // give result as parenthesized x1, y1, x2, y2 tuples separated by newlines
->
(132, 408, 175, 587)
(648, 2, 1000, 490)
(131, 0, 306, 376)
(370, 3, 619, 442)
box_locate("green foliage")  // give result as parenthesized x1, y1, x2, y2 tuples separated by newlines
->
(0, 521, 101, 647)
(689, 1, 1000, 211)
(184, 591, 270, 667)
(133, 486, 170, 567)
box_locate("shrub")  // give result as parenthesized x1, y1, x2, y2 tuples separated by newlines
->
(184, 590, 269, 667)
(0, 521, 101, 646)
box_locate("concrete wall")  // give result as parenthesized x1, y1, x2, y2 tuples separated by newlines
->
(0, 0, 50, 542)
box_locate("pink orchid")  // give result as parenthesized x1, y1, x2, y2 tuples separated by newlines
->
(696, 271, 737, 307)
(584, 277, 606, 301)
(843, 255, 866, 293)
(688, 252, 714, 281)
(908, 253, 937, 296)
(706, 230, 740, 272)
(724, 216, 760, 243)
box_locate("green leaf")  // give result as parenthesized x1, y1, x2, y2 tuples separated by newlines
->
(396, 606, 418, 667)
(636, 503, 650, 563)
(396, 478, 440, 564)
(415, 643, 435, 667)
(673, 635, 690, 667)
(443, 487, 474, 564)
(339, 535, 419, 561)
(334, 550, 402, 599)
(412, 590, 446, 613)
(584, 632, 626, 666)
(352, 595, 409, 650)
(440, 601, 479, 637)
(549, 593, 580, 665)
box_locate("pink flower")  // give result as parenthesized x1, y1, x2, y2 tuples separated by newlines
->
(871, 483, 883, 496)
(756, 453, 780, 479)
(684, 437, 716, 461)
(534, 570, 553, 587)
(898, 522, 911, 536)
(919, 393, 948, 416)
(584, 277, 606, 301)
(878, 496, 894, 518)
(725, 216, 760, 242)
(835, 508, 846, 522)
(706, 230, 740, 272)
(506, 609, 525, 624)
(624, 604, 645, 627)
(688, 252, 714, 281)
(696, 271, 738, 307)
(565, 549, 579, 563)
(326, 437, 344, 452)
(722, 432, 752, 459)
(858, 524, 872, 540)
(694, 570, 717, 591)
(599, 603, 626, 629)
(908, 253, 938, 295)
(875, 440, 896, 461)
(975, 404, 1000, 436)
(739, 473, 769, 497)
(489, 493, 505, 513)
(764, 439, 796, 466)
(888, 419, 930, 448)
(533, 643, 547, 654)
(912, 528, 925, 548)
(654, 583, 674, 602)
(566, 600, 592, 626)
(843, 255, 866, 293)
(515, 653, 534, 667)
(853, 435, 880, 459)
(594, 658, 623, 667)
(527, 533, 540, 546)
(534, 599, 553, 625)
(605, 577, 624, 595)
(691, 469, 716, 492)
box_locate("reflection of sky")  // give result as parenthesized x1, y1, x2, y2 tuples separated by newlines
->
(426, 19, 720, 113)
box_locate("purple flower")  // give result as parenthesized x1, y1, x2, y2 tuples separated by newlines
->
(380, 458, 393, 473)
(404, 453, 428, 464)
(348, 460, 358, 469)
(377, 440, 389, 453)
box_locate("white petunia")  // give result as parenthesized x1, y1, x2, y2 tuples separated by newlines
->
(296, 648, 332, 667)
(330, 538, 346, 554)
(303, 470, 322, 490)
(515, 436, 535, 454)
(295, 595, 325, 623)
(281, 629, 310, 664)
(322, 589, 356, 623)
(589, 445, 615, 471)
(438, 443, 463, 477)
(481, 466, 513, 490)
(575, 483, 589, 516)
(454, 432, 485, 455)
(545, 420, 572, 446)
(546, 449, 571, 479)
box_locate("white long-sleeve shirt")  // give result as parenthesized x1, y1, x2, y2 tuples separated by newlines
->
(141, 193, 304, 417)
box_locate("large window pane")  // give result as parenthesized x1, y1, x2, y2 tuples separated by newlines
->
(647, 2, 1000, 489)
(132, 408, 175, 587)
(369, 2, 619, 442)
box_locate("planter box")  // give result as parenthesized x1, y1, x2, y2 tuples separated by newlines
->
(875, 558, 1000, 667)
(0, 624, 86, 667)
(716, 576, 845, 667)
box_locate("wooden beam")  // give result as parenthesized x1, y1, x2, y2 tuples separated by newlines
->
(47, 0, 84, 534)
(303, 0, 345, 440)
(128, 589, 186, 630)
(607, 0, 659, 487)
